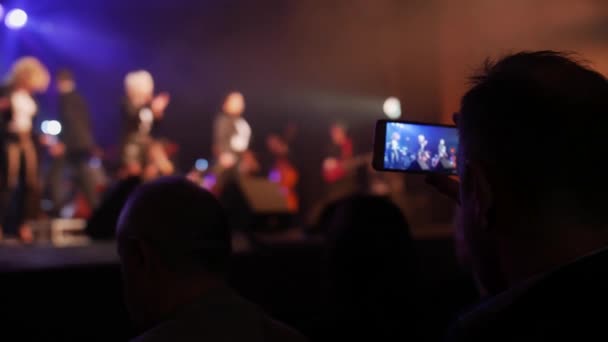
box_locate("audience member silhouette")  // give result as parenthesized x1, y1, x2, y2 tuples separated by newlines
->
(317, 194, 423, 341)
(86, 176, 142, 239)
(432, 51, 608, 341)
(116, 177, 307, 342)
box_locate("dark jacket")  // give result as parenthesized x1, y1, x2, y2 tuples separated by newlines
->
(58, 90, 95, 154)
(121, 97, 160, 144)
(213, 113, 238, 155)
(448, 247, 608, 341)
(131, 287, 308, 342)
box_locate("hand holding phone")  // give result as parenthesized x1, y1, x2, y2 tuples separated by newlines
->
(426, 174, 460, 203)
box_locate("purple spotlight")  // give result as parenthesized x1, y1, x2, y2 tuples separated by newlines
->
(0, 5, 5, 21)
(5, 9, 28, 29)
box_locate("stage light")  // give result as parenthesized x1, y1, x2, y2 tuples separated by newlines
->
(0, 5, 5, 22)
(5, 9, 27, 29)
(195, 158, 209, 172)
(383, 97, 402, 119)
(41, 120, 62, 136)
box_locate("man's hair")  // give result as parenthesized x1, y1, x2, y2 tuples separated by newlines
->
(56, 69, 74, 82)
(117, 177, 232, 274)
(459, 50, 608, 225)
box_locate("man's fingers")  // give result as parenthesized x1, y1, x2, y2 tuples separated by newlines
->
(426, 174, 460, 204)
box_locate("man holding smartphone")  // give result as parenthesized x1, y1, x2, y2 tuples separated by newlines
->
(429, 51, 608, 340)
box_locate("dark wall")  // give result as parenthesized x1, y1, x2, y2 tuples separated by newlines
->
(0, 0, 441, 212)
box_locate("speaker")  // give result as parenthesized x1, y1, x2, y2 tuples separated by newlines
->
(238, 177, 290, 213)
(219, 176, 292, 232)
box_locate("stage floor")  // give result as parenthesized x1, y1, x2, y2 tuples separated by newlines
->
(0, 240, 118, 272)
(0, 224, 451, 273)
(0, 231, 266, 272)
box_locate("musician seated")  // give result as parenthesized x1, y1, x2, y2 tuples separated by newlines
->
(267, 134, 299, 212)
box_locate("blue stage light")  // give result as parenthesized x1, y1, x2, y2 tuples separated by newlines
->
(195, 158, 209, 172)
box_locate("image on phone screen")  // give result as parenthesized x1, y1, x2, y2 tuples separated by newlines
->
(378, 121, 458, 174)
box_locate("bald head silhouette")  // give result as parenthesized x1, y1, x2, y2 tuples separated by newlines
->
(117, 177, 232, 330)
(117, 176, 231, 273)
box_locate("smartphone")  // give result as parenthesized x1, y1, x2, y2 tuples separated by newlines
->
(373, 120, 458, 174)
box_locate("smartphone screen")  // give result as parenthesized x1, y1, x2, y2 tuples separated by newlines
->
(373, 120, 458, 174)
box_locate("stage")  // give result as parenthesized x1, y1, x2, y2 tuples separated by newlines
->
(0, 223, 451, 274)
(0, 240, 118, 272)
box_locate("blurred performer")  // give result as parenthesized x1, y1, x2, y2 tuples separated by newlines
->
(388, 132, 402, 166)
(213, 92, 251, 169)
(417, 134, 428, 160)
(0, 57, 50, 242)
(438, 139, 447, 159)
(47, 69, 99, 215)
(121, 70, 170, 177)
(267, 134, 299, 212)
(212, 91, 251, 191)
(141, 140, 175, 181)
(432, 138, 448, 169)
(449, 147, 457, 167)
(322, 122, 356, 199)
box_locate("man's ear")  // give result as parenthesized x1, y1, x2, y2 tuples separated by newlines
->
(468, 161, 494, 231)
(126, 238, 158, 274)
(124, 238, 145, 268)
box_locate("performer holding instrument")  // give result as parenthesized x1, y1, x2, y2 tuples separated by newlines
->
(322, 122, 368, 200)
(267, 133, 299, 212)
(307, 122, 371, 225)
